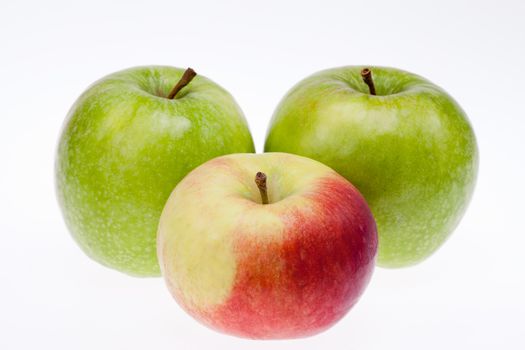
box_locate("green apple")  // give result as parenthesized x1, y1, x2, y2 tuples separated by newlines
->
(158, 153, 377, 338)
(265, 66, 478, 267)
(56, 66, 255, 276)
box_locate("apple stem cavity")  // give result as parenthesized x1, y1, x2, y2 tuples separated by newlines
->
(361, 68, 376, 95)
(167, 68, 197, 99)
(255, 172, 269, 204)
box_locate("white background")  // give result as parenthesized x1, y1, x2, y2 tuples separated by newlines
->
(1, 0, 524, 349)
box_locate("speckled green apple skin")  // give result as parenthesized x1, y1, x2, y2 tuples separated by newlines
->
(265, 66, 478, 267)
(56, 66, 255, 276)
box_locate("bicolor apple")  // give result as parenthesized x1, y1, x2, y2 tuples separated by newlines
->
(158, 153, 378, 339)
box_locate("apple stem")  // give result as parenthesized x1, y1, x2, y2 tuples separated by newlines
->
(361, 68, 376, 95)
(167, 68, 197, 99)
(255, 172, 269, 204)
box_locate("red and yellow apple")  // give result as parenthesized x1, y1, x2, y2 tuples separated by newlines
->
(157, 153, 378, 339)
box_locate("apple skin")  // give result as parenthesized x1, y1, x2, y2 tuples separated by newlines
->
(265, 66, 478, 267)
(56, 66, 255, 276)
(158, 153, 377, 339)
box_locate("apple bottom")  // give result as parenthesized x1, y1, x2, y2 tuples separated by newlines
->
(171, 177, 377, 339)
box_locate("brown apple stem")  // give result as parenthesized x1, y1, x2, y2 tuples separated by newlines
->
(167, 68, 197, 99)
(361, 68, 376, 95)
(255, 172, 269, 204)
